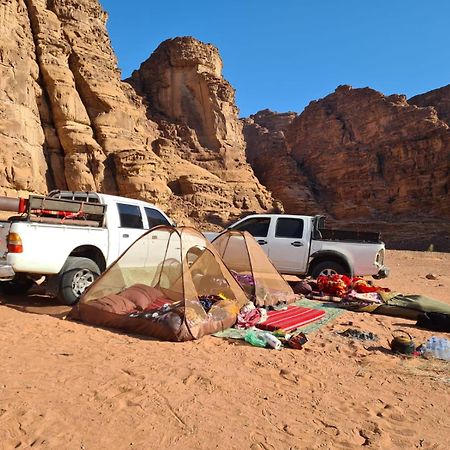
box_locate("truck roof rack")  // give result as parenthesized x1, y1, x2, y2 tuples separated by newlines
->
(26, 195, 106, 227)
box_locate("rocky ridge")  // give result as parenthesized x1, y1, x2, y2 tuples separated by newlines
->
(0, 0, 449, 249)
(244, 86, 450, 250)
(410, 84, 450, 126)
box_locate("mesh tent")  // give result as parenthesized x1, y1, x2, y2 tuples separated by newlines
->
(211, 230, 298, 307)
(71, 226, 248, 341)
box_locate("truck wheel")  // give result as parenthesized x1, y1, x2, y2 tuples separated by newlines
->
(0, 276, 34, 295)
(311, 261, 347, 278)
(57, 257, 100, 305)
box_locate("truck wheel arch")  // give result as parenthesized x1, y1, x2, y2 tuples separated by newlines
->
(69, 245, 107, 272)
(309, 251, 352, 277)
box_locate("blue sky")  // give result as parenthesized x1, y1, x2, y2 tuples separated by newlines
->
(100, 0, 450, 117)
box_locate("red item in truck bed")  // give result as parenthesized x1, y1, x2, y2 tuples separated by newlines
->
(256, 306, 325, 332)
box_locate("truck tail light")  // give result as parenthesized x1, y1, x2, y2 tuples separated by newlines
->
(7, 232, 23, 253)
(375, 249, 384, 265)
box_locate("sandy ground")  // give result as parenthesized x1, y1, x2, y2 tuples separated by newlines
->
(0, 250, 449, 450)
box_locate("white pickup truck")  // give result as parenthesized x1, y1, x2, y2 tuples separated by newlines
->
(0, 191, 174, 304)
(204, 214, 389, 279)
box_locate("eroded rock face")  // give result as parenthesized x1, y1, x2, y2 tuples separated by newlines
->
(127, 37, 277, 224)
(0, 0, 49, 196)
(243, 110, 321, 214)
(128, 37, 242, 164)
(410, 84, 450, 126)
(286, 85, 450, 221)
(243, 87, 450, 250)
(0, 3, 276, 227)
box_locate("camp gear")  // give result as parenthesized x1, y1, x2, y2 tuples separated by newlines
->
(236, 307, 262, 329)
(256, 305, 325, 332)
(71, 226, 248, 341)
(287, 332, 308, 350)
(416, 312, 450, 332)
(389, 330, 416, 355)
(244, 330, 267, 348)
(341, 291, 450, 320)
(211, 230, 298, 306)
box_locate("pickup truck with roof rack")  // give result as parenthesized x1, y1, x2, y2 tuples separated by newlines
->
(0, 191, 174, 305)
(204, 214, 389, 279)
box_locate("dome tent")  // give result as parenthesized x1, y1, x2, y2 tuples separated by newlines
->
(71, 226, 248, 341)
(211, 230, 298, 307)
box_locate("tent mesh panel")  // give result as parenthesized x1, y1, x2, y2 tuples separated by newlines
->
(212, 231, 298, 306)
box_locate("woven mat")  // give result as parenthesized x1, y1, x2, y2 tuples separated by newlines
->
(213, 298, 345, 339)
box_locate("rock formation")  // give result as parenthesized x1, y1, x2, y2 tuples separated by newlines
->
(1, 1, 449, 249)
(127, 37, 276, 225)
(243, 110, 320, 214)
(0, 1, 277, 227)
(244, 86, 450, 250)
(286, 85, 449, 220)
(410, 84, 450, 126)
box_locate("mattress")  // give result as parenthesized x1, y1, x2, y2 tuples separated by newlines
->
(256, 305, 326, 332)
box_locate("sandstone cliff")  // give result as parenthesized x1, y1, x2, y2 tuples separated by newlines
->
(0, 1, 276, 227)
(243, 109, 320, 215)
(409, 84, 450, 126)
(286, 85, 449, 220)
(126, 37, 276, 225)
(244, 87, 450, 250)
(1, 1, 449, 249)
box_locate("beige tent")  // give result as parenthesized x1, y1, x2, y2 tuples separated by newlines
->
(211, 230, 298, 307)
(71, 226, 248, 341)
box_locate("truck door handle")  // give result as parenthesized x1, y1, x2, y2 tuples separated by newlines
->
(123, 233, 129, 238)
(257, 239, 267, 245)
(291, 241, 303, 247)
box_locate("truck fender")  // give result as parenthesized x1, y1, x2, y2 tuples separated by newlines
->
(68, 245, 107, 272)
(308, 250, 353, 276)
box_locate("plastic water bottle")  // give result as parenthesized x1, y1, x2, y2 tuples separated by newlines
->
(244, 331, 283, 349)
(423, 336, 450, 361)
(262, 332, 282, 350)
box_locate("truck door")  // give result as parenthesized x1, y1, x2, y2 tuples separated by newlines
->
(268, 218, 308, 273)
(117, 203, 146, 255)
(231, 217, 271, 256)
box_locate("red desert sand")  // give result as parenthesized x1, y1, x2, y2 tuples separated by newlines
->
(0, 250, 449, 449)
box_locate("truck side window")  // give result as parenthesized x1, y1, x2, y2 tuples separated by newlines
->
(275, 218, 304, 238)
(232, 218, 270, 237)
(117, 203, 143, 229)
(145, 207, 170, 229)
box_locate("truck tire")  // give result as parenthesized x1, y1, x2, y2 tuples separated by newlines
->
(0, 276, 34, 295)
(57, 257, 100, 305)
(310, 261, 348, 278)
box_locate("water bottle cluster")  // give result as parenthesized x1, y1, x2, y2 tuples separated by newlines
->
(423, 336, 450, 361)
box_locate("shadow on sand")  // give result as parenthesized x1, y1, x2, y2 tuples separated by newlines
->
(0, 285, 71, 318)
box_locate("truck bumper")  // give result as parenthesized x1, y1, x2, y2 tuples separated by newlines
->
(372, 265, 389, 279)
(0, 262, 15, 281)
